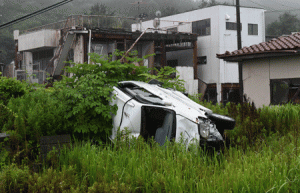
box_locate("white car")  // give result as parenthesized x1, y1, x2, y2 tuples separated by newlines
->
(110, 80, 235, 149)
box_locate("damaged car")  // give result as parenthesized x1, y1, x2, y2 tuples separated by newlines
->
(110, 80, 235, 150)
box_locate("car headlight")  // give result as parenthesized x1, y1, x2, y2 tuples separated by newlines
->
(199, 122, 210, 139)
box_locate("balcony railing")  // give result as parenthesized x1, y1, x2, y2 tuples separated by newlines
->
(21, 15, 138, 34)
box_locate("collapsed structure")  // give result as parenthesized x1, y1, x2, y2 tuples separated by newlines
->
(13, 15, 199, 94)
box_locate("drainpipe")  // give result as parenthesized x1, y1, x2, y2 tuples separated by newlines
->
(88, 29, 91, 64)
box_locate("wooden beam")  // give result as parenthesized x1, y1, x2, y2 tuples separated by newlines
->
(160, 41, 166, 67)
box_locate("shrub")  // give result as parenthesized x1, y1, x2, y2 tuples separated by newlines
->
(0, 75, 31, 105)
(0, 164, 30, 193)
(52, 51, 150, 141)
(2, 89, 69, 161)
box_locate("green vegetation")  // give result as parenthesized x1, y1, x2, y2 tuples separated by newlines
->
(1, 52, 300, 192)
(1, 134, 300, 192)
(266, 12, 300, 36)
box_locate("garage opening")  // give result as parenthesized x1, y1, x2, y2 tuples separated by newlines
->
(141, 106, 176, 146)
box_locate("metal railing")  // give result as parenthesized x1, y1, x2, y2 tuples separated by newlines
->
(22, 15, 139, 34)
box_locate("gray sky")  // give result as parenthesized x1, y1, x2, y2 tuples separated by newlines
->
(220, 0, 300, 25)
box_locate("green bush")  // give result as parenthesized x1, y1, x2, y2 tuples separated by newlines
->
(1, 89, 69, 161)
(0, 164, 30, 193)
(0, 75, 31, 105)
(53, 51, 149, 141)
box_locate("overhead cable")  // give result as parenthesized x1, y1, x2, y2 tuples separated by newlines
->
(247, 0, 300, 14)
(0, 0, 73, 30)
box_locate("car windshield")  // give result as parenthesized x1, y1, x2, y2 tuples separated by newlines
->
(119, 83, 164, 105)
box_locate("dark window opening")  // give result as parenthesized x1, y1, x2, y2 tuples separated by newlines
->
(197, 56, 207, 65)
(32, 49, 54, 72)
(32, 49, 53, 60)
(141, 106, 176, 146)
(248, 23, 258, 35)
(167, 59, 178, 68)
(166, 60, 177, 78)
(221, 83, 240, 105)
(167, 27, 178, 34)
(226, 22, 242, 31)
(271, 78, 300, 104)
(119, 83, 165, 106)
(204, 84, 217, 104)
(192, 19, 211, 36)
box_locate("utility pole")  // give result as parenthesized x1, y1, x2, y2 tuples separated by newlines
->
(236, 0, 243, 103)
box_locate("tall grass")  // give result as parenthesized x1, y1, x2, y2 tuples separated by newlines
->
(2, 100, 300, 192)
(53, 135, 300, 192)
(1, 133, 300, 192)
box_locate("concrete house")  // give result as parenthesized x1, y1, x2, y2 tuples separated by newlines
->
(133, 5, 265, 103)
(13, 15, 199, 94)
(217, 32, 300, 108)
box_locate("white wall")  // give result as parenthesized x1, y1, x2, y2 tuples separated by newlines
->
(243, 55, 300, 108)
(176, 66, 198, 95)
(243, 59, 270, 108)
(134, 5, 265, 102)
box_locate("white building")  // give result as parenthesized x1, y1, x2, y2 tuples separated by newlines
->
(133, 5, 265, 103)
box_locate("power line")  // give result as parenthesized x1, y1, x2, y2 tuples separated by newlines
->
(266, 8, 300, 13)
(247, 0, 300, 14)
(247, 0, 277, 11)
(0, 0, 73, 30)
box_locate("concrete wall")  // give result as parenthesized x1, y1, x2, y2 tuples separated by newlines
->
(18, 30, 60, 51)
(73, 35, 84, 64)
(243, 55, 300, 108)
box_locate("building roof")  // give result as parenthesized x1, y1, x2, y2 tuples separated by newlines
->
(217, 32, 300, 62)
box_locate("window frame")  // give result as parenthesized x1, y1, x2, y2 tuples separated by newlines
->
(270, 78, 300, 105)
(197, 56, 207, 65)
(192, 18, 211, 36)
(226, 22, 242, 31)
(248, 23, 258, 35)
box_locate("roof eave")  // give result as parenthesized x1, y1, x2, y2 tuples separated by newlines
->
(217, 50, 300, 62)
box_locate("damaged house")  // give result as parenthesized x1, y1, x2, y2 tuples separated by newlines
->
(13, 15, 199, 94)
(217, 32, 300, 107)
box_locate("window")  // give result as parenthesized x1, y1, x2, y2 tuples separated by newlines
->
(248, 24, 258, 35)
(226, 22, 242, 31)
(271, 78, 300, 104)
(197, 56, 207, 65)
(167, 27, 178, 34)
(192, 19, 211, 36)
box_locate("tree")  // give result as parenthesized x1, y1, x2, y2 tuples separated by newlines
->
(90, 3, 115, 16)
(162, 6, 179, 17)
(198, 0, 229, 9)
(0, 30, 15, 65)
(266, 12, 300, 36)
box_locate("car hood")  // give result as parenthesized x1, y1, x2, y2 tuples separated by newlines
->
(119, 81, 213, 123)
